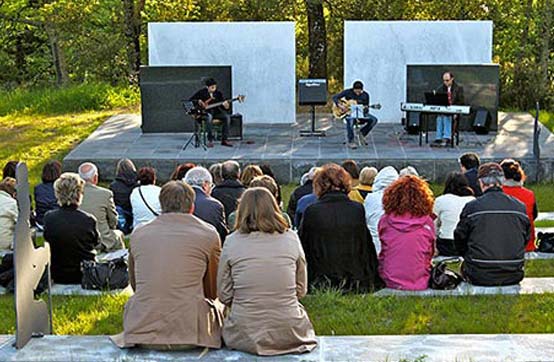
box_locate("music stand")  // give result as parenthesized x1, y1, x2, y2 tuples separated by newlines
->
(182, 100, 207, 151)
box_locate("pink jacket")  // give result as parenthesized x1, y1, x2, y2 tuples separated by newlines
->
(378, 213, 435, 291)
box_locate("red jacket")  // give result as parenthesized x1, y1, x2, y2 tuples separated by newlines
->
(502, 185, 537, 251)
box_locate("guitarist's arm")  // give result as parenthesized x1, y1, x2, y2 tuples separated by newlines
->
(332, 89, 349, 111)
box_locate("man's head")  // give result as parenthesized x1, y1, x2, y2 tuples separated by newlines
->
(183, 166, 213, 194)
(159, 181, 195, 214)
(205, 78, 217, 93)
(352, 80, 364, 96)
(478, 162, 505, 191)
(459, 152, 480, 172)
(442, 71, 454, 88)
(78, 162, 98, 185)
(221, 160, 241, 181)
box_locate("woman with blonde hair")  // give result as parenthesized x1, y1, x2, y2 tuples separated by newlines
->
(378, 175, 435, 290)
(348, 166, 377, 203)
(240, 164, 263, 187)
(218, 187, 317, 356)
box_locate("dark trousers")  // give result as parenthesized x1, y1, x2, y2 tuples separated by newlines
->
(204, 111, 230, 142)
(345, 114, 378, 143)
(436, 237, 463, 257)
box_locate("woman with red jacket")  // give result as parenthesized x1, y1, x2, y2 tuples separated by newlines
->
(501, 159, 538, 251)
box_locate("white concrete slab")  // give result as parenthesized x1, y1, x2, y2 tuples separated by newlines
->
(537, 212, 554, 221)
(148, 22, 296, 124)
(375, 277, 554, 297)
(2, 334, 554, 361)
(344, 21, 493, 123)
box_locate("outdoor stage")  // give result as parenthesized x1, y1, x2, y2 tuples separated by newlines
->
(63, 112, 554, 183)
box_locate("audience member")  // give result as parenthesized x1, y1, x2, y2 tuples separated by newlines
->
(287, 166, 318, 221)
(0, 178, 17, 250)
(43, 173, 98, 284)
(211, 160, 246, 221)
(365, 166, 399, 253)
(299, 164, 381, 293)
(170, 163, 196, 181)
(501, 159, 538, 251)
(454, 163, 530, 286)
(2, 161, 17, 179)
(294, 191, 318, 229)
(109, 158, 138, 235)
(378, 176, 435, 290)
(79, 163, 124, 252)
(228, 175, 291, 229)
(34, 160, 62, 228)
(218, 187, 317, 355)
(433, 172, 475, 256)
(459, 152, 482, 196)
(259, 163, 282, 204)
(348, 166, 377, 203)
(341, 160, 360, 187)
(130, 167, 161, 228)
(113, 181, 223, 350)
(183, 166, 228, 243)
(399, 166, 419, 177)
(240, 164, 263, 187)
(208, 163, 224, 186)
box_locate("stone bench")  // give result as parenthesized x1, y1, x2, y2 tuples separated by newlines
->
(0, 284, 132, 296)
(374, 277, 554, 297)
(1, 334, 553, 361)
(432, 251, 554, 263)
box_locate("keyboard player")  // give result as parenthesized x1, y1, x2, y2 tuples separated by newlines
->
(432, 71, 465, 147)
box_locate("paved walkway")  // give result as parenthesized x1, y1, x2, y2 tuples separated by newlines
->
(2, 334, 554, 361)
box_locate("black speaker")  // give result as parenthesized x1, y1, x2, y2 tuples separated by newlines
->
(229, 113, 243, 140)
(298, 79, 327, 105)
(473, 107, 490, 134)
(406, 111, 421, 135)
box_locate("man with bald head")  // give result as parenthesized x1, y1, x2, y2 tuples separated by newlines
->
(79, 162, 124, 252)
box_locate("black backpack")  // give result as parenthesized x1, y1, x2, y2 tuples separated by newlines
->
(537, 232, 554, 253)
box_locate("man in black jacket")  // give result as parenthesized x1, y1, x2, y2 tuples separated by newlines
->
(432, 71, 465, 147)
(454, 162, 530, 286)
(183, 166, 228, 243)
(189, 78, 233, 148)
(211, 161, 246, 222)
(286, 167, 319, 222)
(459, 152, 482, 197)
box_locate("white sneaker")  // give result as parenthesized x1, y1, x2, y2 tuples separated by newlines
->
(348, 142, 358, 149)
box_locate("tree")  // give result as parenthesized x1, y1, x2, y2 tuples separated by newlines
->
(122, 0, 144, 84)
(304, 0, 327, 79)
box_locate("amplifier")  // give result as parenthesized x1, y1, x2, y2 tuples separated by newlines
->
(406, 111, 421, 135)
(298, 79, 327, 106)
(229, 113, 243, 140)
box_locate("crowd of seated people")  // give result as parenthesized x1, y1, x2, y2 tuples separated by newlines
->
(0, 152, 539, 355)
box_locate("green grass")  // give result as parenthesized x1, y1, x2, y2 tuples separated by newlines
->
(537, 109, 554, 132)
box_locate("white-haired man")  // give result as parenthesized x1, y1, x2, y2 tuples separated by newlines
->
(184, 167, 228, 243)
(79, 162, 124, 252)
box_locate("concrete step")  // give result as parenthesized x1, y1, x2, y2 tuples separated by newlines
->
(1, 334, 553, 361)
(375, 277, 554, 297)
(536, 212, 554, 221)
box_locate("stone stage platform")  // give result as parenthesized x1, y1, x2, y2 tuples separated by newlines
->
(63, 112, 554, 183)
(2, 334, 554, 361)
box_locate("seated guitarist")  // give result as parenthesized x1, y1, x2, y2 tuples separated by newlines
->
(189, 78, 233, 148)
(332, 80, 378, 149)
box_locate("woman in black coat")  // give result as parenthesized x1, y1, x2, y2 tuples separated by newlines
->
(109, 158, 138, 234)
(34, 160, 62, 228)
(298, 163, 382, 293)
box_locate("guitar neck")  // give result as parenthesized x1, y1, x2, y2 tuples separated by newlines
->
(205, 97, 240, 110)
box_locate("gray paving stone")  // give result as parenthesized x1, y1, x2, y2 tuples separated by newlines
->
(63, 113, 554, 183)
(2, 334, 554, 361)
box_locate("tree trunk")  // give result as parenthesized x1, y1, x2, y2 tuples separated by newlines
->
(305, 0, 327, 79)
(539, 0, 552, 100)
(513, 0, 533, 109)
(122, 0, 143, 84)
(45, 26, 69, 86)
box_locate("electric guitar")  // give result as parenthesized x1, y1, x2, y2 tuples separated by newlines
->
(332, 98, 382, 119)
(184, 95, 246, 120)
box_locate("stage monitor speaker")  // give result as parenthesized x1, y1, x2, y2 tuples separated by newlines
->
(298, 79, 327, 106)
(406, 111, 421, 135)
(473, 107, 490, 135)
(229, 113, 243, 140)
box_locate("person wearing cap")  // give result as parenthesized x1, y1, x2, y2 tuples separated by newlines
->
(454, 162, 530, 286)
(332, 80, 378, 149)
(189, 78, 233, 148)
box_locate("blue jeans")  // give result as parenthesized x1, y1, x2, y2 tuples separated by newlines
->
(204, 112, 230, 142)
(345, 114, 378, 143)
(436, 115, 452, 140)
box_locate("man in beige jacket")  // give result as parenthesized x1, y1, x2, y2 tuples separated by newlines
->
(78, 163, 124, 252)
(112, 181, 223, 350)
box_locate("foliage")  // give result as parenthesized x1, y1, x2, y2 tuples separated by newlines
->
(0, 1, 552, 110)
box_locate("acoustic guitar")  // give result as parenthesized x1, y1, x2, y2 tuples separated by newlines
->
(332, 98, 382, 119)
